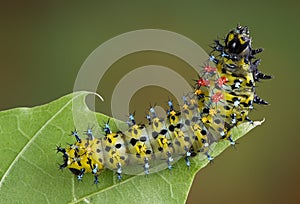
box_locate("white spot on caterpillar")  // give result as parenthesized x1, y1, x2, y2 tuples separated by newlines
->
(234, 81, 241, 89)
(232, 42, 236, 48)
(234, 99, 240, 107)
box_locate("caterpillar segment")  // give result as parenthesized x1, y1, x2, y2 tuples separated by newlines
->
(123, 115, 153, 175)
(165, 101, 195, 167)
(102, 123, 127, 180)
(180, 98, 212, 161)
(56, 130, 105, 184)
(146, 107, 174, 170)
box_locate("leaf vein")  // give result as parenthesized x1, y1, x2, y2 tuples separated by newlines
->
(157, 173, 174, 199)
(0, 93, 83, 189)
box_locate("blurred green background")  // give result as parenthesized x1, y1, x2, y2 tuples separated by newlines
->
(1, 1, 299, 203)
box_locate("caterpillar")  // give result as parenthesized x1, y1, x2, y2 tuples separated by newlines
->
(56, 25, 271, 184)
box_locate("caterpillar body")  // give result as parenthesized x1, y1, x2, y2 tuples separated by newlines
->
(57, 25, 271, 184)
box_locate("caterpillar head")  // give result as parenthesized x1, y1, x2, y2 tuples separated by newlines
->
(225, 25, 251, 55)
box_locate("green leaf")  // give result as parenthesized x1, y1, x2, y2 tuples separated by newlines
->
(0, 91, 263, 204)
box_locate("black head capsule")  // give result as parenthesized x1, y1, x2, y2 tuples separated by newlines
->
(225, 25, 251, 55)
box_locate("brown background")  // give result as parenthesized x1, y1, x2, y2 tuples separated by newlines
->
(0, 1, 299, 203)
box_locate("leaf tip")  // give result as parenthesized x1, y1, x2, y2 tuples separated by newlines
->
(253, 118, 265, 126)
(85, 91, 104, 101)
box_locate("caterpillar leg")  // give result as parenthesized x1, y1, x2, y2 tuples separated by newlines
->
(166, 151, 173, 170)
(245, 116, 254, 124)
(205, 152, 213, 162)
(144, 157, 150, 175)
(92, 164, 99, 184)
(185, 147, 191, 167)
(77, 169, 85, 182)
(93, 174, 99, 184)
(116, 163, 122, 180)
(227, 136, 236, 146)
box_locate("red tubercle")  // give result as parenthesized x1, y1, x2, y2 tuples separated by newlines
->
(217, 76, 228, 86)
(204, 65, 217, 73)
(197, 78, 210, 87)
(212, 92, 224, 103)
